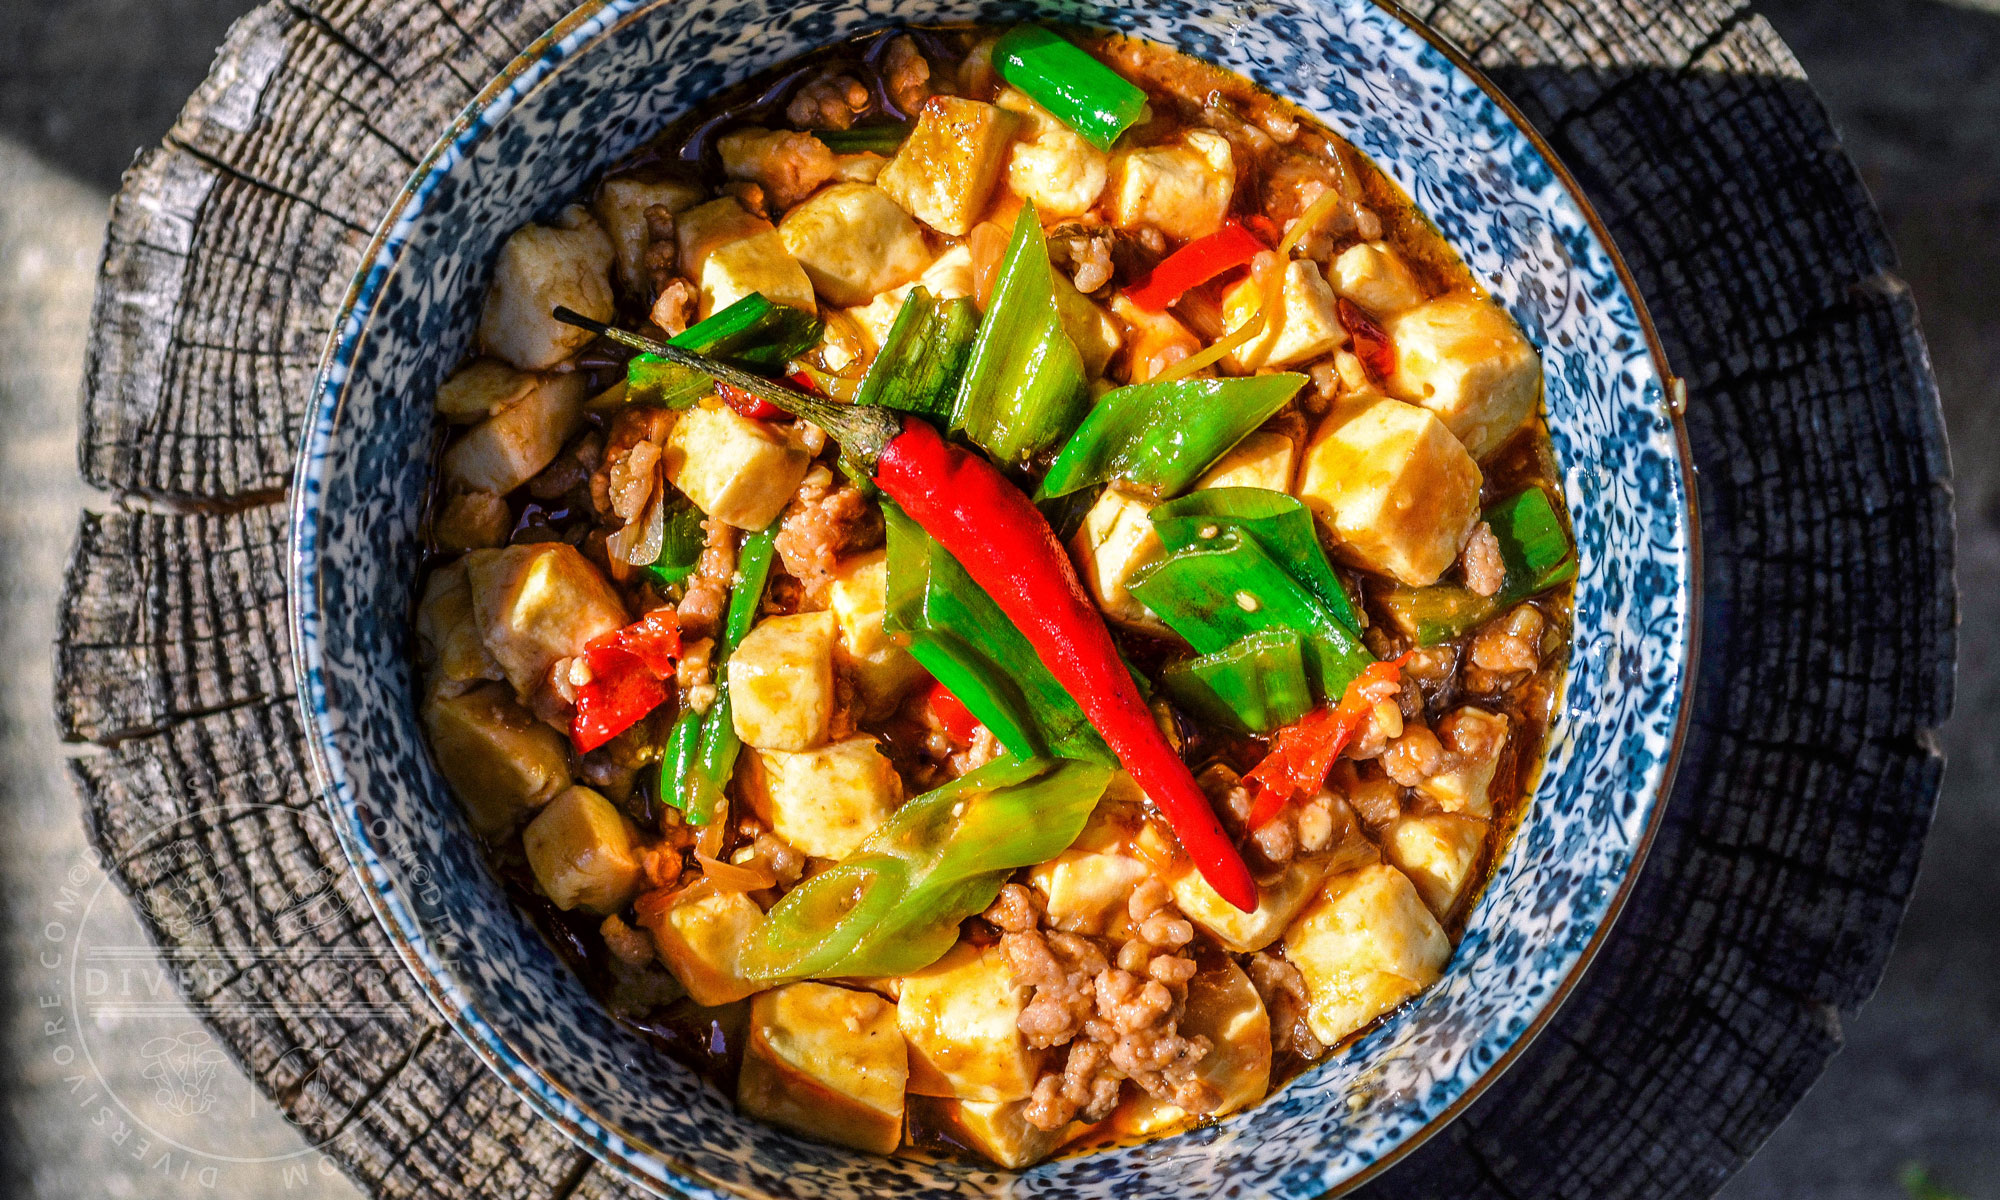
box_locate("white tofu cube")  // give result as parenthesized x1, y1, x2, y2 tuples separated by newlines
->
(1283, 863, 1451, 1047)
(739, 982, 908, 1154)
(1195, 430, 1297, 493)
(717, 127, 836, 210)
(1418, 707, 1510, 818)
(1384, 294, 1543, 460)
(420, 682, 569, 837)
(698, 227, 817, 318)
(463, 543, 628, 696)
(1114, 955, 1270, 1136)
(996, 87, 1108, 217)
(913, 1098, 1071, 1169)
(434, 358, 535, 425)
(676, 196, 772, 277)
(898, 941, 1040, 1102)
(432, 491, 512, 552)
(639, 886, 766, 1006)
(642, 887, 761, 1002)
(1294, 396, 1483, 586)
(727, 611, 836, 751)
(521, 786, 643, 915)
(827, 550, 925, 719)
(477, 208, 615, 370)
(778, 183, 931, 307)
(1170, 853, 1336, 954)
(877, 97, 1020, 236)
(1110, 293, 1201, 384)
(1106, 130, 1234, 242)
(1025, 781, 1153, 937)
(744, 737, 902, 860)
(1221, 259, 1347, 371)
(1384, 813, 1489, 917)
(416, 560, 502, 685)
(1069, 488, 1167, 636)
(592, 175, 705, 297)
(844, 245, 977, 353)
(439, 371, 586, 496)
(1052, 274, 1123, 378)
(662, 399, 812, 530)
(1330, 241, 1427, 316)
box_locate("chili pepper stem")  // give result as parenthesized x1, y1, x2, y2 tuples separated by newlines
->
(552, 306, 902, 462)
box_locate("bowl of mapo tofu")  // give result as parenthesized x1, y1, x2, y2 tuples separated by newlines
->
(292, 1, 1695, 1196)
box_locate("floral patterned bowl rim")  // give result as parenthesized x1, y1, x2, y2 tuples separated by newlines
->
(288, 0, 1699, 1196)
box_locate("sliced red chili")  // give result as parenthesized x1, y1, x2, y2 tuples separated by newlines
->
(569, 610, 683, 753)
(1125, 220, 1267, 312)
(717, 380, 784, 420)
(1243, 656, 1411, 828)
(1338, 297, 1397, 382)
(925, 680, 982, 746)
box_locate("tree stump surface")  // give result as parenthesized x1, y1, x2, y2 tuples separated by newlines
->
(54, 0, 1955, 1197)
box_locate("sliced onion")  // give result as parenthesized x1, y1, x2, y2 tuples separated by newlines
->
(609, 483, 667, 567)
(696, 853, 777, 894)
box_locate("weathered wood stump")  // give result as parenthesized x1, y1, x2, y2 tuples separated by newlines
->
(54, 1, 1955, 1196)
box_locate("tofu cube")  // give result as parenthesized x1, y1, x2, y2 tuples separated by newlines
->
(1110, 293, 1202, 384)
(434, 358, 536, 425)
(844, 245, 977, 353)
(416, 560, 502, 685)
(744, 737, 902, 860)
(996, 87, 1108, 217)
(698, 227, 817, 318)
(521, 786, 643, 915)
(1330, 241, 1427, 316)
(827, 550, 925, 719)
(1221, 259, 1347, 371)
(718, 127, 836, 211)
(878, 96, 1020, 236)
(1106, 130, 1234, 242)
(1294, 396, 1483, 587)
(1171, 852, 1336, 954)
(911, 1097, 1071, 1169)
(1384, 813, 1489, 917)
(420, 682, 569, 837)
(1069, 488, 1168, 636)
(662, 399, 812, 530)
(1383, 294, 1543, 460)
(1195, 430, 1296, 493)
(1283, 863, 1451, 1046)
(464, 543, 628, 696)
(738, 982, 908, 1154)
(1025, 782, 1152, 937)
(727, 611, 836, 751)
(1114, 955, 1270, 1136)
(593, 175, 705, 297)
(478, 208, 615, 370)
(1052, 274, 1123, 378)
(673, 196, 766, 275)
(1417, 707, 1510, 818)
(778, 183, 931, 307)
(432, 491, 513, 552)
(638, 886, 766, 1006)
(440, 371, 586, 496)
(898, 941, 1040, 1102)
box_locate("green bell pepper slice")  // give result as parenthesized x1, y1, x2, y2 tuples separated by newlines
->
(1376, 487, 1576, 645)
(1150, 487, 1362, 635)
(1157, 629, 1314, 735)
(1037, 375, 1306, 500)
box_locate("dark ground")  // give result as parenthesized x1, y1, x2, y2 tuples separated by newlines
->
(0, 0, 1990, 1196)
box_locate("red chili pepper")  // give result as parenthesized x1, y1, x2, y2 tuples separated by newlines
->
(1243, 655, 1411, 829)
(1338, 297, 1397, 382)
(1124, 220, 1267, 312)
(570, 610, 682, 753)
(925, 680, 982, 746)
(717, 381, 783, 420)
(875, 418, 1257, 911)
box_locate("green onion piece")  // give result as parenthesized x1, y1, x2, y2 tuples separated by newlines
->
(640, 502, 708, 589)
(992, 25, 1148, 152)
(741, 756, 1111, 980)
(813, 123, 912, 154)
(1128, 526, 1374, 701)
(1158, 629, 1314, 735)
(1036, 374, 1306, 500)
(1150, 487, 1362, 635)
(1375, 488, 1576, 645)
(657, 707, 703, 815)
(951, 204, 1089, 468)
(883, 503, 1110, 763)
(625, 293, 823, 408)
(854, 287, 980, 421)
(677, 523, 779, 824)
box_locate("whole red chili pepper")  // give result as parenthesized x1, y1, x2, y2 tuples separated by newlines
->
(552, 309, 1260, 911)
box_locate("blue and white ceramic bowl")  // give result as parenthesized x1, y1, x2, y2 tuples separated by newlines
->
(290, 1, 1696, 1195)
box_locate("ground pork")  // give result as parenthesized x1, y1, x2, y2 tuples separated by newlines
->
(675, 519, 738, 645)
(1246, 950, 1325, 1062)
(642, 204, 679, 302)
(882, 35, 932, 116)
(1465, 604, 1546, 693)
(1460, 521, 1505, 597)
(787, 71, 871, 130)
(773, 472, 884, 605)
